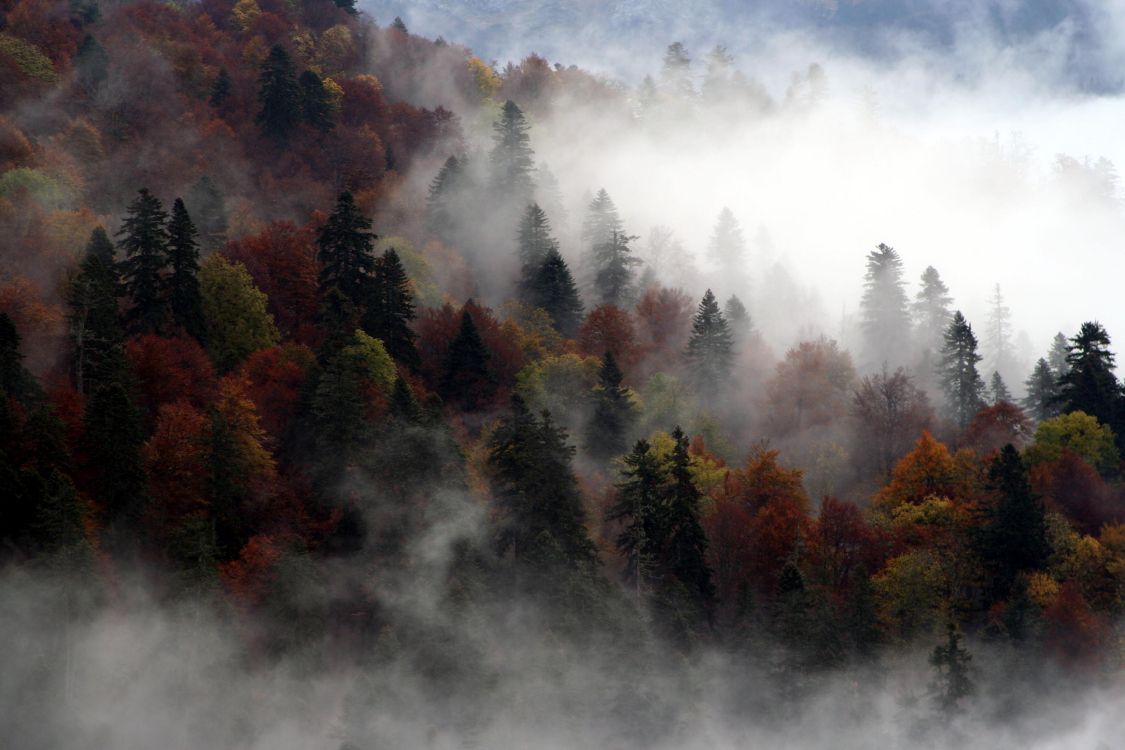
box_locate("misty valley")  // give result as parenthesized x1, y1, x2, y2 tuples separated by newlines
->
(0, 1, 1122, 749)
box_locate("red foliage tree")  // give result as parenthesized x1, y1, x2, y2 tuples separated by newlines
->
(961, 401, 1034, 456)
(1042, 582, 1111, 671)
(577, 304, 639, 375)
(633, 285, 693, 379)
(1030, 450, 1115, 534)
(238, 343, 314, 445)
(126, 333, 217, 418)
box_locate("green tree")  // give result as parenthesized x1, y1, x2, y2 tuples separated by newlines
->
(938, 311, 985, 430)
(200, 255, 279, 372)
(581, 188, 624, 251)
(117, 188, 169, 335)
(299, 69, 335, 132)
(1023, 358, 1059, 422)
(978, 445, 1049, 601)
(685, 289, 734, 393)
(82, 382, 146, 546)
(317, 192, 376, 312)
(661, 426, 715, 622)
(209, 66, 232, 108)
(441, 308, 495, 411)
(1056, 322, 1124, 445)
(426, 155, 466, 243)
(255, 44, 301, 144)
(913, 265, 953, 357)
(67, 227, 126, 394)
(593, 230, 641, 308)
(989, 370, 1012, 405)
(489, 100, 535, 200)
(166, 198, 206, 343)
(1023, 410, 1119, 473)
(929, 624, 974, 717)
(607, 439, 664, 596)
(528, 248, 583, 338)
(585, 352, 635, 461)
(860, 243, 911, 369)
(1048, 332, 1069, 378)
(723, 294, 753, 341)
(516, 203, 557, 295)
(363, 248, 419, 370)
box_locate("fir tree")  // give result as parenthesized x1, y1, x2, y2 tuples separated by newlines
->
(426, 155, 466, 243)
(581, 189, 624, 254)
(985, 283, 1015, 378)
(938, 311, 985, 430)
(607, 439, 664, 596)
(860, 243, 911, 369)
(166, 198, 205, 343)
(391, 16, 408, 32)
(979, 445, 1049, 600)
(1048, 332, 1069, 378)
(1056, 322, 1124, 441)
(74, 34, 108, 93)
(1023, 358, 1059, 422)
(662, 426, 715, 622)
(441, 308, 495, 411)
(70, 0, 101, 25)
(389, 375, 421, 423)
(661, 42, 694, 97)
(82, 383, 146, 546)
(317, 192, 376, 312)
(708, 207, 746, 277)
(185, 176, 227, 250)
(989, 370, 1012, 405)
(299, 69, 336, 133)
(593, 231, 641, 307)
(209, 67, 232, 108)
(117, 188, 169, 336)
(516, 203, 558, 296)
(913, 265, 953, 356)
(67, 227, 126, 394)
(364, 248, 420, 369)
(255, 44, 301, 144)
(489, 100, 535, 201)
(528, 248, 583, 338)
(929, 624, 975, 717)
(724, 294, 752, 340)
(0, 314, 29, 400)
(685, 289, 734, 393)
(585, 352, 636, 461)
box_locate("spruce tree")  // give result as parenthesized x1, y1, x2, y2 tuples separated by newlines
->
(593, 231, 641, 307)
(929, 624, 975, 717)
(685, 289, 734, 393)
(581, 189, 624, 251)
(528, 248, 583, 337)
(707, 207, 746, 276)
(67, 227, 126, 394)
(1048, 332, 1069, 378)
(585, 352, 636, 461)
(255, 44, 301, 144)
(860, 243, 911, 369)
(723, 294, 752, 340)
(979, 445, 1049, 600)
(913, 265, 953, 356)
(516, 203, 557, 296)
(364, 248, 420, 370)
(989, 370, 1012, 405)
(299, 69, 336, 132)
(426, 155, 466, 243)
(209, 67, 232, 108)
(389, 375, 421, 423)
(1023, 358, 1059, 422)
(117, 188, 169, 335)
(1056, 322, 1124, 441)
(607, 439, 664, 596)
(166, 198, 205, 343)
(74, 34, 108, 93)
(938, 311, 985, 430)
(185, 176, 227, 250)
(662, 426, 715, 621)
(317, 192, 376, 312)
(0, 314, 30, 401)
(489, 100, 535, 200)
(985, 283, 1015, 379)
(82, 382, 146, 545)
(441, 308, 495, 411)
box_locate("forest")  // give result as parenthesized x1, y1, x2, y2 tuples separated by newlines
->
(0, 1, 1121, 748)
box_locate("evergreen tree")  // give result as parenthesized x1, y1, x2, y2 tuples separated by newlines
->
(581, 189, 624, 254)
(82, 382, 146, 546)
(528, 248, 583, 338)
(723, 294, 753, 340)
(426, 155, 466, 243)
(662, 426, 715, 622)
(938, 311, 985, 430)
(1048, 332, 1069, 378)
(0, 314, 29, 402)
(166, 198, 205, 343)
(860, 243, 911, 369)
(70, 0, 101, 25)
(685, 289, 734, 393)
(989, 370, 1012, 405)
(516, 203, 558, 296)
(255, 44, 301, 144)
(391, 16, 408, 32)
(913, 265, 953, 356)
(1056, 322, 1124, 441)
(489, 395, 597, 571)
(985, 283, 1015, 378)
(707, 208, 746, 277)
(185, 176, 227, 250)
(979, 445, 1049, 600)
(389, 375, 421, 423)
(441, 308, 495, 411)
(74, 34, 108, 93)
(585, 352, 636, 461)
(1023, 358, 1059, 422)
(363, 248, 420, 369)
(593, 231, 642, 307)
(67, 227, 126, 394)
(929, 624, 975, 717)
(489, 100, 535, 201)
(317, 192, 376, 312)
(607, 439, 664, 596)
(209, 66, 232, 108)
(661, 42, 694, 97)
(334, 0, 357, 14)
(117, 188, 169, 336)
(299, 69, 335, 133)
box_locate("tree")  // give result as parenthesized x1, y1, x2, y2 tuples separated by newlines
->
(256, 44, 301, 144)
(185, 176, 227, 251)
(707, 207, 745, 278)
(299, 69, 335, 133)
(74, 34, 108, 93)
(608, 439, 664, 597)
(989, 370, 1012, 405)
(929, 624, 974, 717)
(1056, 322, 1124, 444)
(67, 227, 125, 394)
(82, 382, 146, 545)
(723, 294, 752, 340)
(592, 230, 641, 308)
(528, 248, 583, 338)
(425, 155, 466, 244)
(489, 100, 535, 201)
(979, 445, 1049, 600)
(1024, 411, 1119, 474)
(201, 255, 279, 372)
(938, 311, 985, 431)
(117, 188, 169, 336)
(662, 427, 715, 623)
(852, 367, 933, 478)
(317, 192, 376, 312)
(1023, 358, 1059, 422)
(1048, 332, 1069, 378)
(765, 337, 856, 437)
(860, 243, 910, 369)
(209, 66, 232, 108)
(661, 42, 694, 97)
(441, 308, 495, 411)
(985, 283, 1015, 379)
(585, 352, 636, 460)
(363, 248, 419, 370)
(685, 289, 733, 393)
(166, 198, 205, 344)
(516, 203, 557, 296)
(581, 189, 624, 252)
(913, 265, 952, 359)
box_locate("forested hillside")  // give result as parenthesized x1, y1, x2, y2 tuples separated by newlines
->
(0, 2, 1121, 748)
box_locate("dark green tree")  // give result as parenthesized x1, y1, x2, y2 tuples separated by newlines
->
(388, 375, 421, 423)
(209, 66, 232, 108)
(592, 230, 641, 307)
(1023, 358, 1059, 422)
(585, 352, 635, 461)
(0, 314, 29, 401)
(82, 382, 146, 547)
(723, 294, 753, 341)
(662, 427, 715, 621)
(528, 248, 583, 338)
(185, 176, 228, 250)
(913, 265, 953, 356)
(391, 16, 407, 32)
(989, 370, 1012, 405)
(335, 0, 357, 14)
(978, 445, 1049, 601)
(860, 243, 911, 369)
(299, 69, 336, 133)
(255, 45, 301, 144)
(929, 624, 975, 717)
(581, 189, 624, 251)
(1056, 322, 1124, 443)
(441, 308, 495, 411)
(938, 311, 985, 430)
(166, 198, 206, 343)
(117, 188, 169, 336)
(607, 439, 664, 595)
(489, 100, 535, 200)
(74, 34, 108, 93)
(685, 289, 734, 393)
(516, 203, 557, 294)
(67, 228, 126, 394)
(426, 155, 466, 243)
(317, 192, 376, 312)
(363, 248, 419, 369)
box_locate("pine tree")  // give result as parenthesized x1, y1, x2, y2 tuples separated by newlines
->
(117, 188, 169, 336)
(74, 34, 108, 93)
(70, 0, 101, 25)
(593, 231, 641, 307)
(255, 44, 301, 144)
(1023, 358, 1059, 422)
(528, 248, 583, 337)
(989, 370, 1012, 405)
(317, 192, 376, 312)
(938, 311, 985, 430)
(209, 66, 232, 108)
(363, 248, 420, 369)
(389, 375, 421, 423)
(581, 189, 624, 254)
(441, 308, 495, 411)
(166, 198, 205, 344)
(913, 265, 953, 356)
(685, 289, 734, 393)
(860, 243, 911, 369)
(426, 155, 466, 243)
(489, 100, 535, 200)
(1056, 322, 1124, 441)
(516, 203, 558, 296)
(662, 426, 715, 620)
(391, 15, 407, 31)
(186, 176, 227, 250)
(929, 624, 975, 717)
(299, 69, 335, 133)
(708, 207, 746, 276)
(724, 294, 753, 340)
(585, 352, 636, 460)
(82, 382, 146, 545)
(985, 283, 1015, 378)
(1048, 332, 1069, 379)
(67, 227, 126, 394)
(0, 314, 30, 400)
(979, 445, 1049, 600)
(661, 42, 694, 97)
(607, 439, 664, 596)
